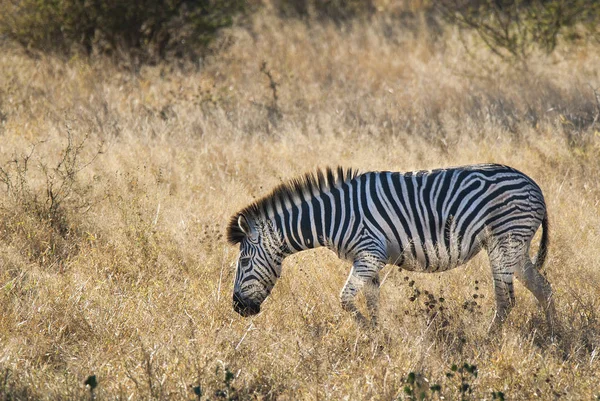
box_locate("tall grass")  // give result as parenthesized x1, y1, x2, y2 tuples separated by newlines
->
(0, 9, 599, 400)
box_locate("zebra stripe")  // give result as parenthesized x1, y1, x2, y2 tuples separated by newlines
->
(227, 164, 555, 330)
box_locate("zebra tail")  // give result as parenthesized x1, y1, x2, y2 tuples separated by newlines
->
(534, 212, 549, 270)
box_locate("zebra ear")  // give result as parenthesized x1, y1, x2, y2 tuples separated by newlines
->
(238, 214, 258, 240)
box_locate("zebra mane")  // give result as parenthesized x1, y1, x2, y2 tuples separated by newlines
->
(226, 166, 359, 245)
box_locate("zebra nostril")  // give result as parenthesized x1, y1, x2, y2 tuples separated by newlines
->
(233, 292, 261, 316)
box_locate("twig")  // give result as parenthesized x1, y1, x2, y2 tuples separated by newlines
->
(152, 203, 161, 226)
(235, 321, 255, 350)
(216, 249, 229, 303)
(380, 268, 393, 287)
(259, 61, 282, 126)
(260, 61, 279, 106)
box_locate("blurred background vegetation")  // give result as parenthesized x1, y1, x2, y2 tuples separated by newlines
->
(1, 0, 599, 66)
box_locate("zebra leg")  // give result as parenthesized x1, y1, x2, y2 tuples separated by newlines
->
(515, 258, 556, 331)
(340, 270, 368, 327)
(340, 254, 384, 327)
(487, 238, 517, 328)
(364, 274, 381, 327)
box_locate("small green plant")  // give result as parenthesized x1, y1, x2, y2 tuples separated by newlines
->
(399, 371, 441, 401)
(192, 385, 202, 399)
(446, 363, 478, 401)
(84, 375, 97, 400)
(492, 391, 506, 400)
(402, 372, 420, 401)
(213, 366, 238, 401)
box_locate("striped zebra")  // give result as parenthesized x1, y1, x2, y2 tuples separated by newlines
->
(227, 164, 555, 329)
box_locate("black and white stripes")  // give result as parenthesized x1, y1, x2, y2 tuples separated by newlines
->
(227, 164, 555, 328)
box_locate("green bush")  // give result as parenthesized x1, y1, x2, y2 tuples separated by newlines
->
(0, 0, 246, 63)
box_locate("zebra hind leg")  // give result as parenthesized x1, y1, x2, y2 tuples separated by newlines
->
(515, 258, 556, 332)
(487, 238, 518, 329)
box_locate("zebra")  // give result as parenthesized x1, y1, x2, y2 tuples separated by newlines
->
(226, 164, 555, 329)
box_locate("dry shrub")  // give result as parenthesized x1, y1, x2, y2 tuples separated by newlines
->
(0, 132, 101, 270)
(438, 0, 600, 64)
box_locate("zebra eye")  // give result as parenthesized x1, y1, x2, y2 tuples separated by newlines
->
(239, 256, 251, 267)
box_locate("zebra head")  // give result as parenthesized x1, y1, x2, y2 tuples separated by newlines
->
(230, 214, 284, 317)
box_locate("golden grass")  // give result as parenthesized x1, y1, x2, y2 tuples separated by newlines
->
(1, 11, 600, 400)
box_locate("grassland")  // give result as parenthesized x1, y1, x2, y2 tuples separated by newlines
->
(1, 9, 600, 400)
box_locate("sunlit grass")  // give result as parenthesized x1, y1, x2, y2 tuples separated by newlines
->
(0, 11, 599, 400)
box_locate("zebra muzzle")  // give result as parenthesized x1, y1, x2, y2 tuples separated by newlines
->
(233, 292, 261, 316)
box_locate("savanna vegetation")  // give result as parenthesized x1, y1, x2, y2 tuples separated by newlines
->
(0, 0, 599, 399)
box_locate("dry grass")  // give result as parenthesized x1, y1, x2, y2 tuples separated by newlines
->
(1, 10, 600, 400)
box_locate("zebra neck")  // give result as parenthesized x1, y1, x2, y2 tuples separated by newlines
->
(274, 198, 329, 254)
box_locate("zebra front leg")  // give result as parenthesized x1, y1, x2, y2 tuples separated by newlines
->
(340, 254, 384, 328)
(340, 272, 369, 327)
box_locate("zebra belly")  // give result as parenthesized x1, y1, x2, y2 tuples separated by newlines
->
(386, 235, 485, 273)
